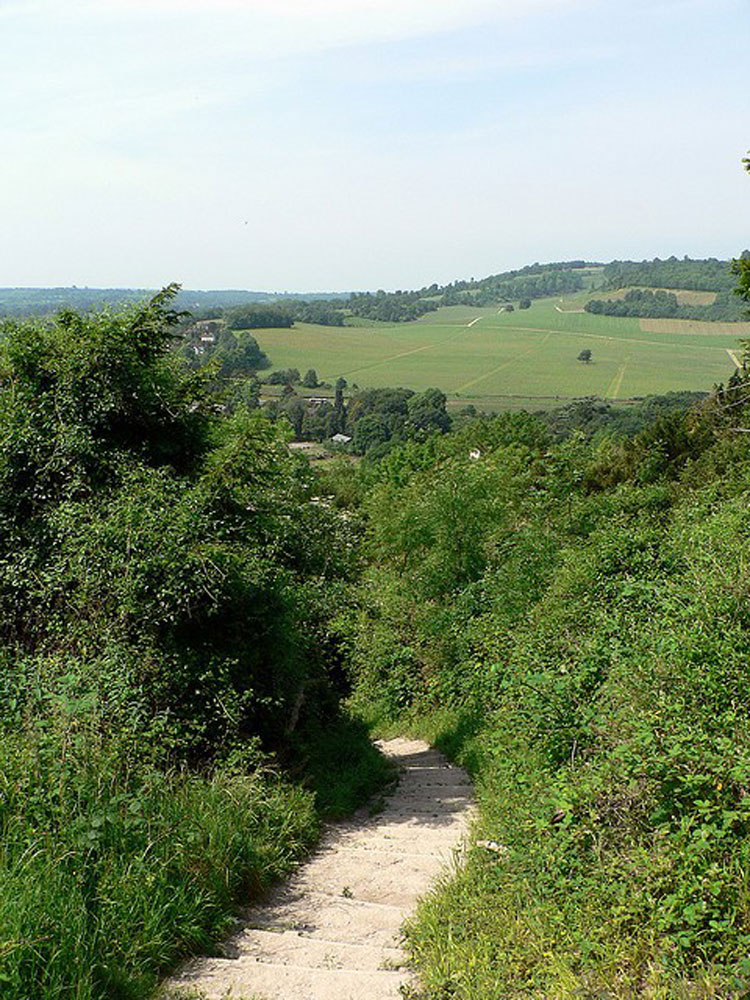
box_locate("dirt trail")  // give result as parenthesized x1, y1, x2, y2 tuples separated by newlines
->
(727, 348, 743, 369)
(166, 737, 475, 1000)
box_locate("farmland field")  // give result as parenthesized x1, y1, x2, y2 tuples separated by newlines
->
(252, 294, 750, 408)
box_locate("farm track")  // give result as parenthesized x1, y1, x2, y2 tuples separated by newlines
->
(165, 738, 475, 1000)
(605, 359, 629, 400)
(727, 348, 743, 368)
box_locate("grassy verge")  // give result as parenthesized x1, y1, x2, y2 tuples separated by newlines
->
(374, 706, 747, 1000)
(0, 713, 390, 1000)
(286, 711, 396, 820)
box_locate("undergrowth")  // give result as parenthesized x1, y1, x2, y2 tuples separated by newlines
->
(341, 381, 750, 998)
(0, 291, 388, 999)
(0, 711, 387, 1000)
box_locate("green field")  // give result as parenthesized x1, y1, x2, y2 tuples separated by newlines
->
(253, 294, 750, 406)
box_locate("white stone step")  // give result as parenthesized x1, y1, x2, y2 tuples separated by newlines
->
(222, 928, 405, 970)
(323, 839, 457, 860)
(245, 891, 407, 948)
(395, 776, 474, 790)
(174, 961, 407, 1000)
(291, 851, 445, 907)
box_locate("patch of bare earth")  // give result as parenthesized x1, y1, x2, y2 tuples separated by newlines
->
(164, 737, 475, 1000)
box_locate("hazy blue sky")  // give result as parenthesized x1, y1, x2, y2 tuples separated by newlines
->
(1, 0, 748, 290)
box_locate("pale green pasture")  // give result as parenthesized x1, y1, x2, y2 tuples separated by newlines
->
(414, 305, 489, 326)
(252, 299, 745, 403)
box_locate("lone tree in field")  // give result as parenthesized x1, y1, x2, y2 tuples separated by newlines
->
(577, 349, 592, 363)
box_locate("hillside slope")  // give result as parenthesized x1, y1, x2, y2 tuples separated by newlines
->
(324, 360, 750, 997)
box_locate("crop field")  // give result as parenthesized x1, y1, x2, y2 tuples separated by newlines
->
(252, 294, 750, 407)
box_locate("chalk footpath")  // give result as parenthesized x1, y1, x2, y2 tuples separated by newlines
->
(167, 737, 475, 1000)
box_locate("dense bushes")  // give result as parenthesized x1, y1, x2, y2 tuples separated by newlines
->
(0, 289, 380, 999)
(344, 385, 750, 996)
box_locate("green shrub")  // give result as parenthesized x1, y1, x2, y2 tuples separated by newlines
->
(351, 407, 750, 996)
(0, 289, 378, 999)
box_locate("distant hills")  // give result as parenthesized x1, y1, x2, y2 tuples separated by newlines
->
(0, 286, 348, 318)
(1, 255, 746, 321)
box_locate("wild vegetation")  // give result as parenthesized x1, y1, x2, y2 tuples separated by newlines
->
(0, 287, 389, 1000)
(319, 344, 750, 996)
(3, 242, 750, 1000)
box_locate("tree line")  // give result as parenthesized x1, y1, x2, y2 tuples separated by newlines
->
(5, 257, 748, 330)
(585, 286, 748, 321)
(600, 255, 748, 293)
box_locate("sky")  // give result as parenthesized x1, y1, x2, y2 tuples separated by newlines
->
(0, 0, 748, 291)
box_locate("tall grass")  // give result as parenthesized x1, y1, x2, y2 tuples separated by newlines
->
(0, 707, 392, 1000)
(0, 729, 318, 1000)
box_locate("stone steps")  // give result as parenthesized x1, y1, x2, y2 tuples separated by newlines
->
(221, 928, 405, 970)
(173, 961, 406, 1000)
(166, 737, 474, 1000)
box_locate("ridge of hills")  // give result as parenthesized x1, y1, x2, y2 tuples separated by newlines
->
(1, 255, 745, 319)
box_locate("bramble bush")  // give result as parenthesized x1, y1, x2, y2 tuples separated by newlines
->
(349, 398, 750, 997)
(0, 289, 383, 999)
